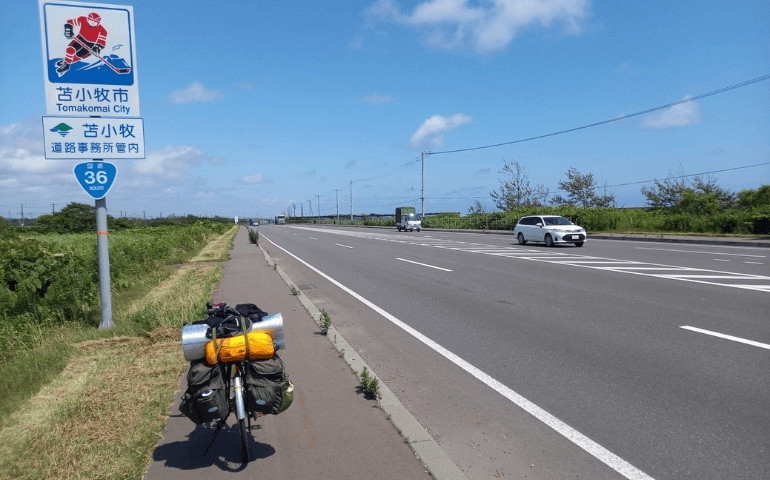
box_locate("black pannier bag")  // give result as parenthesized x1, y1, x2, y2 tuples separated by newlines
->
(235, 303, 269, 323)
(179, 359, 229, 424)
(244, 354, 294, 415)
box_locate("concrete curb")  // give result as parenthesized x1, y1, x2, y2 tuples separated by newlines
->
(257, 240, 468, 480)
(588, 233, 770, 248)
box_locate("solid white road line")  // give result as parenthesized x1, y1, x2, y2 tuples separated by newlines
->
(680, 326, 770, 350)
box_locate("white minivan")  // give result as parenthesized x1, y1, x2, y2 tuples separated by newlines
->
(513, 215, 586, 247)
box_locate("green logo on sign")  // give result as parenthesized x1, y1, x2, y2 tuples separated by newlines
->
(50, 123, 73, 137)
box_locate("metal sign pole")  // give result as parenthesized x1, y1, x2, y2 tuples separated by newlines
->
(95, 180, 114, 330)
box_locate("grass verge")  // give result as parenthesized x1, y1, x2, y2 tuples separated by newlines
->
(0, 226, 237, 480)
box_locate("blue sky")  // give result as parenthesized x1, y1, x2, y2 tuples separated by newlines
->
(1, 0, 768, 220)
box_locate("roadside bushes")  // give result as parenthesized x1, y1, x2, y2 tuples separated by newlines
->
(746, 207, 770, 234)
(0, 221, 229, 357)
(654, 210, 768, 235)
(0, 236, 98, 326)
(422, 207, 769, 236)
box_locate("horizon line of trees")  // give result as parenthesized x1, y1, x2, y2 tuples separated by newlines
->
(479, 159, 769, 216)
(0, 203, 234, 235)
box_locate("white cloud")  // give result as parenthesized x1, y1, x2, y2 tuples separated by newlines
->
(0, 121, 69, 175)
(240, 174, 266, 185)
(642, 98, 701, 129)
(169, 82, 223, 104)
(0, 120, 87, 215)
(362, 93, 397, 104)
(132, 146, 206, 180)
(410, 113, 472, 147)
(366, 0, 590, 53)
(410, 0, 485, 24)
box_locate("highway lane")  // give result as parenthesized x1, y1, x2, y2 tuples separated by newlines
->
(258, 225, 769, 480)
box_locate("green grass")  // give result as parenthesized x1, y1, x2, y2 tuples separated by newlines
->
(0, 225, 238, 480)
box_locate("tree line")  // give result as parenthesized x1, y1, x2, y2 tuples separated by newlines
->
(462, 159, 770, 235)
(483, 159, 768, 213)
(0, 202, 234, 235)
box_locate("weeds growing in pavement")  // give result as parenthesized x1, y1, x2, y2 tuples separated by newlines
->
(248, 229, 259, 245)
(320, 309, 331, 335)
(359, 367, 381, 400)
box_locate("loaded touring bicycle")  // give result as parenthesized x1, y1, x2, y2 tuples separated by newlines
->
(179, 302, 294, 465)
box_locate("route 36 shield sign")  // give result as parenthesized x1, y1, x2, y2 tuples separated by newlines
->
(74, 161, 117, 199)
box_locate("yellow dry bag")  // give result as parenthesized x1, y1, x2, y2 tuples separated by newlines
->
(205, 330, 275, 365)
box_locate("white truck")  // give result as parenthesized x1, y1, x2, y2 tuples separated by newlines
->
(395, 207, 421, 232)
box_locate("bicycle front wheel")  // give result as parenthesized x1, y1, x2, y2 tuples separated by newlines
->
(238, 416, 250, 465)
(232, 368, 250, 465)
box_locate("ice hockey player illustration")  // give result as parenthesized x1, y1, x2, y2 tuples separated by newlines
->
(56, 12, 108, 76)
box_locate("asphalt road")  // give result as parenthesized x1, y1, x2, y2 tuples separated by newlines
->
(258, 225, 769, 480)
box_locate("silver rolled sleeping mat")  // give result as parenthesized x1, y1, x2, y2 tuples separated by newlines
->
(181, 313, 285, 362)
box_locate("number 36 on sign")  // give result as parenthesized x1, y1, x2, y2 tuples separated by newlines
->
(73, 161, 118, 200)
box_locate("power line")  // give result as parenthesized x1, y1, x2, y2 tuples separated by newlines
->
(353, 156, 421, 183)
(430, 73, 770, 156)
(598, 161, 770, 191)
(356, 160, 770, 208)
(320, 74, 769, 213)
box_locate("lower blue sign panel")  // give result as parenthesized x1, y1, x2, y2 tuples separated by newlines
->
(74, 161, 118, 200)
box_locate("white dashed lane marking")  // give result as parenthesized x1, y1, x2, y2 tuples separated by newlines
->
(293, 227, 770, 293)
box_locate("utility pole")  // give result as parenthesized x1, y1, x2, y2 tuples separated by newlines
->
(349, 181, 353, 222)
(335, 189, 340, 224)
(421, 151, 426, 219)
(316, 195, 320, 223)
(51, 203, 56, 213)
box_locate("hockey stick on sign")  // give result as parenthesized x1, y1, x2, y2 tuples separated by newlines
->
(71, 36, 131, 74)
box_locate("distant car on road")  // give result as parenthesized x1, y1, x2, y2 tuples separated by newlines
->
(513, 215, 586, 247)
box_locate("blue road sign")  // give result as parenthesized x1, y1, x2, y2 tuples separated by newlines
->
(74, 161, 117, 199)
